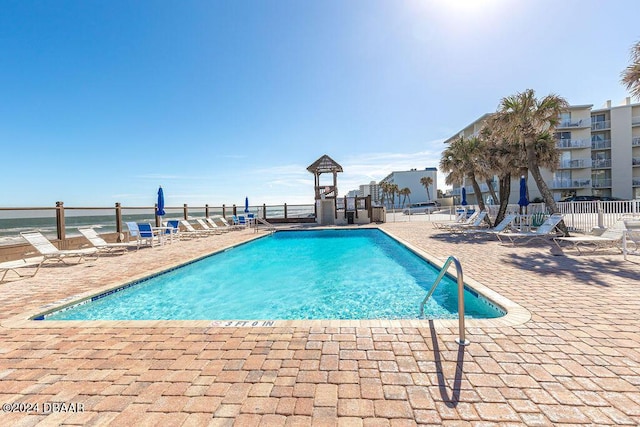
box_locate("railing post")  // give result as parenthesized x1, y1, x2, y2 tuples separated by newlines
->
(155, 203, 161, 227)
(222, 204, 226, 218)
(183, 204, 189, 220)
(115, 203, 123, 242)
(205, 204, 209, 218)
(55, 201, 66, 242)
(233, 204, 237, 216)
(284, 203, 288, 219)
(263, 203, 266, 219)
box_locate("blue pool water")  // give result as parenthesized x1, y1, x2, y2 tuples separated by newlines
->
(44, 229, 504, 321)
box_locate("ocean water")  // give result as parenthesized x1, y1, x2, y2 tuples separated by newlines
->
(0, 206, 314, 246)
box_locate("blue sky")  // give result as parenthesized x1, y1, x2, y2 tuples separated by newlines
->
(2, 0, 639, 208)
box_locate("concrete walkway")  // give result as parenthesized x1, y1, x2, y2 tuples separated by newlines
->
(0, 223, 639, 426)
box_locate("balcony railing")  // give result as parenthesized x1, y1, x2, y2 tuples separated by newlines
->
(551, 179, 591, 189)
(591, 139, 612, 150)
(558, 159, 591, 169)
(558, 119, 587, 128)
(592, 179, 612, 188)
(633, 137, 640, 146)
(633, 179, 640, 187)
(556, 139, 589, 149)
(591, 120, 611, 131)
(592, 158, 612, 168)
(632, 116, 640, 126)
(633, 157, 640, 166)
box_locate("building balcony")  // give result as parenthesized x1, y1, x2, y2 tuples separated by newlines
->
(592, 158, 612, 168)
(633, 157, 640, 167)
(632, 116, 640, 126)
(592, 179, 612, 188)
(558, 159, 591, 169)
(591, 139, 612, 150)
(556, 139, 589, 149)
(633, 137, 640, 146)
(557, 119, 589, 129)
(551, 179, 591, 189)
(633, 179, 640, 187)
(591, 120, 611, 131)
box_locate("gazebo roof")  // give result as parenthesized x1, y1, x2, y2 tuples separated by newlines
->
(306, 154, 343, 174)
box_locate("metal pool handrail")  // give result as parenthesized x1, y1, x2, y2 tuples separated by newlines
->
(420, 255, 470, 346)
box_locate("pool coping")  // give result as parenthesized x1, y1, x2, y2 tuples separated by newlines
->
(2, 227, 530, 330)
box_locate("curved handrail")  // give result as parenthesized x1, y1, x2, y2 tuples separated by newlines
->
(420, 256, 470, 346)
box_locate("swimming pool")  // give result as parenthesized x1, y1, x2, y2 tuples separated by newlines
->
(41, 229, 504, 321)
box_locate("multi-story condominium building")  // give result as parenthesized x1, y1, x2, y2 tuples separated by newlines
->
(379, 167, 438, 207)
(444, 98, 640, 204)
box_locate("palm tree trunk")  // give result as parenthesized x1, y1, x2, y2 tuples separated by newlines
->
(469, 173, 491, 226)
(525, 142, 569, 236)
(485, 178, 499, 207)
(495, 173, 511, 226)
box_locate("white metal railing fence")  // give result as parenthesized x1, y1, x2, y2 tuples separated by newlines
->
(556, 200, 640, 232)
(556, 139, 590, 149)
(591, 120, 611, 130)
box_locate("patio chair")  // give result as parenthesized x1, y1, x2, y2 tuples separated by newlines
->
(20, 231, 98, 265)
(205, 217, 230, 233)
(126, 222, 156, 248)
(553, 219, 628, 254)
(195, 219, 222, 235)
(78, 227, 138, 254)
(218, 216, 242, 231)
(447, 211, 489, 232)
(432, 210, 479, 230)
(136, 223, 162, 247)
(179, 220, 211, 238)
(495, 213, 565, 245)
(163, 219, 181, 241)
(0, 256, 44, 283)
(465, 213, 518, 236)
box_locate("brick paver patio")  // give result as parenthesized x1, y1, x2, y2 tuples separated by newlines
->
(0, 223, 639, 426)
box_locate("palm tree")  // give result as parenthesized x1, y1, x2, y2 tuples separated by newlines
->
(491, 89, 568, 235)
(399, 187, 411, 208)
(621, 39, 640, 99)
(378, 181, 390, 209)
(420, 176, 433, 201)
(440, 135, 489, 216)
(388, 183, 399, 209)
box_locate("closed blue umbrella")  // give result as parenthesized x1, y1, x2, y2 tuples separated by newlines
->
(461, 187, 468, 206)
(244, 197, 249, 213)
(518, 176, 529, 208)
(156, 186, 166, 216)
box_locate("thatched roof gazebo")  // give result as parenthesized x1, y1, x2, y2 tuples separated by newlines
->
(306, 154, 343, 201)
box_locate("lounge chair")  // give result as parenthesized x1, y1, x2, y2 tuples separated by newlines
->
(179, 220, 212, 237)
(218, 216, 241, 230)
(433, 210, 479, 230)
(205, 217, 230, 233)
(465, 213, 518, 236)
(20, 231, 98, 265)
(495, 213, 565, 245)
(78, 228, 138, 254)
(447, 211, 489, 232)
(195, 219, 222, 235)
(0, 256, 44, 282)
(553, 220, 626, 254)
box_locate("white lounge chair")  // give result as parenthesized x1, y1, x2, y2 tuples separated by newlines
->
(218, 216, 242, 231)
(196, 219, 222, 235)
(433, 210, 479, 230)
(205, 217, 230, 233)
(20, 231, 98, 265)
(465, 213, 518, 236)
(78, 228, 138, 254)
(495, 213, 565, 245)
(553, 220, 626, 254)
(447, 211, 489, 232)
(179, 220, 211, 237)
(0, 256, 44, 282)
